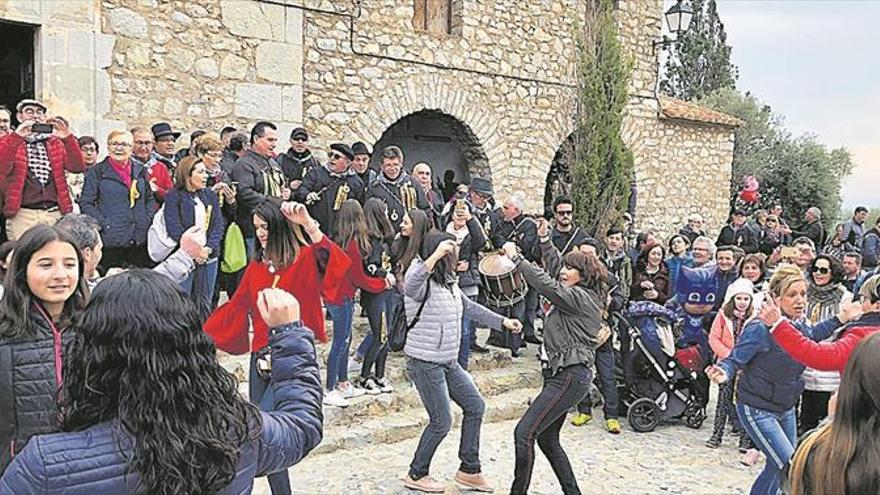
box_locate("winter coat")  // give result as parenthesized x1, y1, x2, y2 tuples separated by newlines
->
(772, 312, 880, 374)
(0, 306, 73, 474)
(550, 226, 592, 256)
(278, 148, 319, 184)
(678, 225, 705, 246)
(446, 217, 488, 290)
(792, 220, 826, 249)
(0, 322, 323, 493)
(709, 311, 754, 360)
(717, 223, 759, 254)
(665, 252, 693, 294)
(630, 263, 671, 305)
(366, 172, 428, 234)
(489, 211, 539, 262)
(403, 259, 503, 364)
(231, 150, 286, 237)
(132, 154, 173, 204)
(802, 282, 849, 392)
(294, 165, 364, 239)
(0, 133, 84, 216)
(79, 157, 155, 249)
(862, 228, 880, 269)
(163, 187, 225, 254)
(841, 218, 865, 252)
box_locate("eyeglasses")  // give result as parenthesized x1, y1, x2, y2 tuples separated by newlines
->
(205, 151, 223, 158)
(811, 266, 831, 275)
(328, 152, 345, 160)
(81, 146, 97, 153)
(292, 138, 307, 142)
(156, 137, 175, 143)
(20, 107, 45, 116)
(134, 140, 153, 146)
(556, 210, 573, 217)
(108, 142, 132, 148)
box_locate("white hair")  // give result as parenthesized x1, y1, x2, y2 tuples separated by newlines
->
(692, 235, 716, 257)
(688, 213, 704, 223)
(506, 194, 524, 213)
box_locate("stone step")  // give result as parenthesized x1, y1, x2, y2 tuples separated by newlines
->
(312, 385, 544, 457)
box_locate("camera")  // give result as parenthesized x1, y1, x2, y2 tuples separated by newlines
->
(31, 123, 54, 134)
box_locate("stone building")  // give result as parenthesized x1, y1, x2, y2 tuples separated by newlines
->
(0, 0, 739, 237)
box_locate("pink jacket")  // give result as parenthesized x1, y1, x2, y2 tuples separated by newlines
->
(709, 312, 754, 360)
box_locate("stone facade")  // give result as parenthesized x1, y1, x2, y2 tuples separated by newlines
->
(0, 0, 738, 237)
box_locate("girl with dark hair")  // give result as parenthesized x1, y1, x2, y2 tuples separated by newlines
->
(787, 332, 880, 495)
(801, 254, 851, 431)
(204, 198, 349, 494)
(322, 199, 388, 407)
(354, 198, 400, 395)
(164, 156, 225, 320)
(0, 270, 323, 493)
(666, 233, 693, 291)
(0, 224, 88, 474)
(630, 242, 670, 304)
(502, 218, 610, 495)
(393, 209, 431, 279)
(402, 231, 521, 493)
(0, 240, 15, 299)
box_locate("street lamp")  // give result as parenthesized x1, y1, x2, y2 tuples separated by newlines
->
(653, 0, 694, 53)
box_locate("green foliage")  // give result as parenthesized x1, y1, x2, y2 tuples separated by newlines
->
(570, 0, 635, 236)
(698, 88, 853, 228)
(660, 0, 738, 101)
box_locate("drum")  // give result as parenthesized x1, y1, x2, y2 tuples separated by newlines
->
(478, 252, 527, 308)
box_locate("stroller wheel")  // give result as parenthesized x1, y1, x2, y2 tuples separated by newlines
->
(684, 406, 706, 429)
(627, 397, 660, 433)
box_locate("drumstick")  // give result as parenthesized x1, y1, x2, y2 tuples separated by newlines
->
(271, 275, 280, 288)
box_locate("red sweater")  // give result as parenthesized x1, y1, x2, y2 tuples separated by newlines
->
(204, 236, 351, 353)
(323, 239, 387, 304)
(0, 133, 84, 215)
(147, 160, 173, 203)
(773, 319, 880, 373)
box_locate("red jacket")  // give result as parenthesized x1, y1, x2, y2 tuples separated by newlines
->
(772, 317, 880, 373)
(0, 133, 84, 216)
(204, 236, 351, 353)
(323, 239, 387, 304)
(146, 160, 173, 203)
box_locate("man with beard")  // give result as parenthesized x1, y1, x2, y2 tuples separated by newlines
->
(278, 127, 320, 192)
(549, 196, 592, 256)
(365, 145, 428, 232)
(294, 143, 364, 238)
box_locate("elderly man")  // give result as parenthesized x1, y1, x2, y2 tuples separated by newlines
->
(412, 162, 444, 228)
(278, 127, 320, 192)
(149, 122, 181, 175)
(295, 143, 364, 238)
(350, 141, 375, 190)
(366, 145, 428, 231)
(130, 126, 173, 204)
(792, 207, 826, 249)
(691, 236, 717, 268)
(717, 208, 759, 254)
(0, 99, 84, 240)
(679, 213, 707, 245)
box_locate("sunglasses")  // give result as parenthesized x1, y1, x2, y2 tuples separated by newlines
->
(556, 210, 573, 217)
(811, 266, 831, 275)
(328, 152, 346, 160)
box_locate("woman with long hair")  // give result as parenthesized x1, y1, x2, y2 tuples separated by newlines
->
(787, 332, 880, 494)
(0, 224, 88, 474)
(0, 270, 323, 493)
(503, 218, 609, 495)
(204, 198, 349, 494)
(164, 156, 225, 320)
(666, 233, 693, 291)
(706, 265, 851, 495)
(630, 242, 670, 304)
(322, 199, 389, 407)
(402, 231, 520, 493)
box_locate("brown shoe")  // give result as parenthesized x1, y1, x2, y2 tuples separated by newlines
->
(402, 475, 446, 493)
(454, 471, 494, 493)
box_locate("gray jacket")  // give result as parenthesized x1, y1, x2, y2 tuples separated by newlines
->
(403, 259, 504, 363)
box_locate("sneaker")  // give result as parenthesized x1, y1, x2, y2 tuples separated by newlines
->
(375, 376, 394, 394)
(454, 471, 494, 493)
(605, 418, 621, 434)
(741, 448, 760, 466)
(402, 475, 445, 493)
(470, 343, 490, 354)
(323, 389, 349, 408)
(705, 435, 722, 448)
(738, 433, 751, 453)
(571, 413, 593, 427)
(355, 376, 382, 395)
(338, 381, 366, 399)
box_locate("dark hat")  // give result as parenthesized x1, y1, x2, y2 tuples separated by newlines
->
(16, 99, 47, 113)
(351, 141, 371, 156)
(733, 208, 747, 216)
(290, 127, 308, 140)
(330, 143, 354, 160)
(151, 122, 180, 140)
(469, 177, 494, 196)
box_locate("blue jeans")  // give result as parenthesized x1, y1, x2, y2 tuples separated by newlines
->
(523, 287, 538, 338)
(736, 402, 797, 495)
(457, 314, 476, 370)
(326, 297, 354, 391)
(355, 334, 372, 359)
(249, 353, 291, 495)
(180, 258, 218, 322)
(360, 289, 399, 379)
(407, 356, 484, 479)
(577, 341, 618, 419)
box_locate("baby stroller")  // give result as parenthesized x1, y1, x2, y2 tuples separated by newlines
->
(615, 301, 708, 433)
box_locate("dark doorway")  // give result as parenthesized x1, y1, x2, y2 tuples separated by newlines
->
(544, 133, 575, 217)
(372, 110, 489, 200)
(0, 21, 37, 120)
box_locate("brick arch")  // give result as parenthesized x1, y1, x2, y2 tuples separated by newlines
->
(347, 73, 506, 180)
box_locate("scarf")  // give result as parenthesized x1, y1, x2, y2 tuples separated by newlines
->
(24, 134, 52, 185)
(806, 281, 846, 324)
(446, 222, 468, 244)
(108, 157, 132, 188)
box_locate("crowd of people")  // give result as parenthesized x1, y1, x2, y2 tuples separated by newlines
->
(0, 97, 878, 494)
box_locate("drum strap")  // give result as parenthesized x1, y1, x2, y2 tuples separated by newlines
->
(559, 227, 581, 255)
(507, 217, 533, 241)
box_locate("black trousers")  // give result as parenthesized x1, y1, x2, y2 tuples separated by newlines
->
(99, 244, 155, 273)
(800, 390, 831, 433)
(511, 364, 591, 495)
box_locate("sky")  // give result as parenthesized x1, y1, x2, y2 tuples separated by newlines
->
(669, 1, 880, 208)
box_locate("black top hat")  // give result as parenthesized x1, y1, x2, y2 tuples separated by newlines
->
(351, 141, 371, 156)
(151, 122, 181, 140)
(470, 177, 494, 196)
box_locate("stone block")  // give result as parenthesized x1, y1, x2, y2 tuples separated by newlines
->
(67, 30, 96, 68)
(95, 71, 111, 117)
(167, 48, 196, 72)
(220, 0, 284, 41)
(109, 7, 148, 39)
(284, 7, 303, 45)
(282, 85, 303, 123)
(256, 41, 302, 84)
(163, 98, 183, 116)
(220, 53, 248, 80)
(234, 83, 283, 120)
(126, 43, 151, 67)
(95, 34, 116, 69)
(194, 58, 219, 79)
(42, 29, 66, 65)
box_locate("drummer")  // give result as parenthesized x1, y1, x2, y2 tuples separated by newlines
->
(485, 194, 540, 357)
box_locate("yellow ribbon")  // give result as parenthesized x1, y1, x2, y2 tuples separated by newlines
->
(129, 181, 139, 208)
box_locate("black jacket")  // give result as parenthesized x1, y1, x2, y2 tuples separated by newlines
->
(231, 150, 286, 236)
(449, 217, 488, 289)
(792, 220, 826, 249)
(294, 166, 364, 238)
(489, 211, 539, 262)
(278, 148, 319, 185)
(550, 225, 593, 255)
(366, 173, 428, 233)
(0, 308, 74, 473)
(716, 223, 759, 253)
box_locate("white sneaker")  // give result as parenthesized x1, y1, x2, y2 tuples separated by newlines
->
(375, 377, 394, 394)
(323, 389, 350, 408)
(339, 382, 366, 399)
(360, 377, 382, 395)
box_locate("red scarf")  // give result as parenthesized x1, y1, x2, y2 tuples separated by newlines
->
(108, 157, 132, 188)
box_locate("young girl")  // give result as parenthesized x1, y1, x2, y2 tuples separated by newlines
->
(707, 278, 756, 450)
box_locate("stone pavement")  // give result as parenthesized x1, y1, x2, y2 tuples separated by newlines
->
(219, 320, 761, 494)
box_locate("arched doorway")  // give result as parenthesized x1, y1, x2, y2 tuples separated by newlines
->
(544, 133, 575, 217)
(371, 110, 489, 200)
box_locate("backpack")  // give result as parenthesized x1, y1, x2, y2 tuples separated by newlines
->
(147, 204, 176, 262)
(221, 223, 247, 273)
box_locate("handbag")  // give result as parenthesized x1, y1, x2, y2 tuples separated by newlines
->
(388, 282, 431, 352)
(221, 223, 247, 273)
(147, 204, 176, 262)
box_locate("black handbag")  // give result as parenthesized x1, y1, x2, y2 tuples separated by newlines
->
(388, 282, 431, 352)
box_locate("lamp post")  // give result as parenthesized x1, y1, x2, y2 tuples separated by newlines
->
(653, 0, 694, 53)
